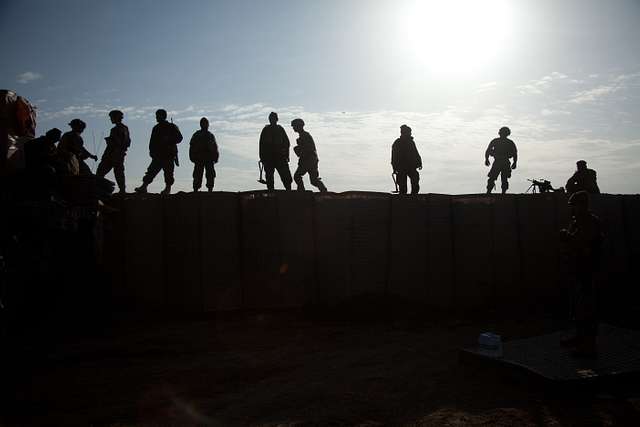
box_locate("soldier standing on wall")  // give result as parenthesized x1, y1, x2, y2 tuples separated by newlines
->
(58, 119, 98, 176)
(189, 117, 219, 192)
(135, 109, 183, 195)
(485, 126, 517, 194)
(566, 160, 600, 195)
(259, 112, 292, 191)
(560, 190, 603, 358)
(96, 110, 131, 194)
(291, 118, 328, 192)
(391, 124, 422, 194)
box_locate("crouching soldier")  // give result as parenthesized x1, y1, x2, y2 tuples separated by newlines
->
(560, 191, 603, 358)
(189, 117, 219, 192)
(96, 110, 131, 194)
(291, 118, 327, 192)
(59, 119, 98, 176)
(391, 124, 422, 194)
(566, 160, 600, 195)
(135, 109, 183, 195)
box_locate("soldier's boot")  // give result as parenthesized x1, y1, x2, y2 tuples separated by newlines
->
(207, 186, 213, 192)
(118, 186, 126, 194)
(318, 180, 328, 193)
(296, 183, 306, 191)
(193, 185, 200, 192)
(134, 184, 148, 194)
(161, 185, 172, 195)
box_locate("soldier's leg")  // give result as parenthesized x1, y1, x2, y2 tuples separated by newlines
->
(78, 160, 92, 176)
(162, 159, 175, 194)
(408, 169, 420, 194)
(192, 161, 204, 191)
(500, 172, 509, 194)
(264, 163, 276, 190)
(276, 162, 293, 191)
(308, 166, 327, 192)
(113, 152, 126, 192)
(142, 159, 162, 185)
(397, 171, 408, 194)
(294, 165, 306, 191)
(205, 161, 216, 191)
(96, 154, 113, 178)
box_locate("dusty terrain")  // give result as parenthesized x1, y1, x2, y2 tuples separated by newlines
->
(4, 310, 640, 426)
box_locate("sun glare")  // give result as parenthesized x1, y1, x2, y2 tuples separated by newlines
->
(400, 0, 513, 74)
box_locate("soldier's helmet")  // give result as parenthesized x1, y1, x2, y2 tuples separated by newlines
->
(577, 160, 587, 169)
(68, 118, 86, 130)
(156, 109, 168, 120)
(200, 117, 209, 128)
(45, 128, 62, 141)
(109, 110, 124, 120)
(291, 118, 305, 128)
(499, 126, 511, 137)
(269, 112, 278, 121)
(400, 124, 412, 135)
(568, 190, 589, 207)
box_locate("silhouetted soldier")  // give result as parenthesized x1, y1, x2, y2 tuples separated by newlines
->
(566, 160, 600, 195)
(135, 109, 183, 195)
(259, 112, 292, 190)
(485, 126, 517, 194)
(58, 119, 97, 176)
(291, 118, 327, 192)
(391, 124, 422, 194)
(560, 191, 603, 357)
(96, 110, 131, 194)
(24, 128, 62, 174)
(189, 117, 219, 192)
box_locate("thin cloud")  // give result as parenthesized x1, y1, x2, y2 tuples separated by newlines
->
(517, 71, 569, 95)
(17, 71, 43, 84)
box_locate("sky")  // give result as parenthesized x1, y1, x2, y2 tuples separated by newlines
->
(2, 0, 640, 194)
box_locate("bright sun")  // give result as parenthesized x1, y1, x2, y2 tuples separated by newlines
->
(400, 0, 513, 73)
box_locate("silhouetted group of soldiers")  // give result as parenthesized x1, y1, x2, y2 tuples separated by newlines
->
(27, 110, 601, 198)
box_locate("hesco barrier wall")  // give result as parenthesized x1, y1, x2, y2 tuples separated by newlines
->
(104, 191, 640, 313)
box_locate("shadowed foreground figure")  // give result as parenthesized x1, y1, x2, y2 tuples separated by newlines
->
(560, 191, 603, 358)
(189, 117, 219, 192)
(391, 124, 422, 194)
(566, 160, 600, 195)
(96, 110, 131, 194)
(135, 109, 183, 195)
(58, 119, 97, 176)
(291, 118, 327, 192)
(485, 126, 517, 194)
(24, 128, 62, 174)
(259, 112, 292, 191)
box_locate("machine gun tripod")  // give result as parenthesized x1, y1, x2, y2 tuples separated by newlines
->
(525, 178, 564, 194)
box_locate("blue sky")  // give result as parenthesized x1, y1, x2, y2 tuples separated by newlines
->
(2, 0, 639, 193)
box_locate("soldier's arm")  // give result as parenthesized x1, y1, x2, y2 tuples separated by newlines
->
(211, 134, 220, 163)
(484, 140, 493, 166)
(484, 140, 493, 161)
(258, 127, 267, 161)
(281, 127, 290, 161)
(391, 142, 398, 171)
(174, 125, 183, 144)
(414, 141, 422, 169)
(512, 141, 518, 164)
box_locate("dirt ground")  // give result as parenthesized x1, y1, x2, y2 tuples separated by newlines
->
(4, 310, 640, 426)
